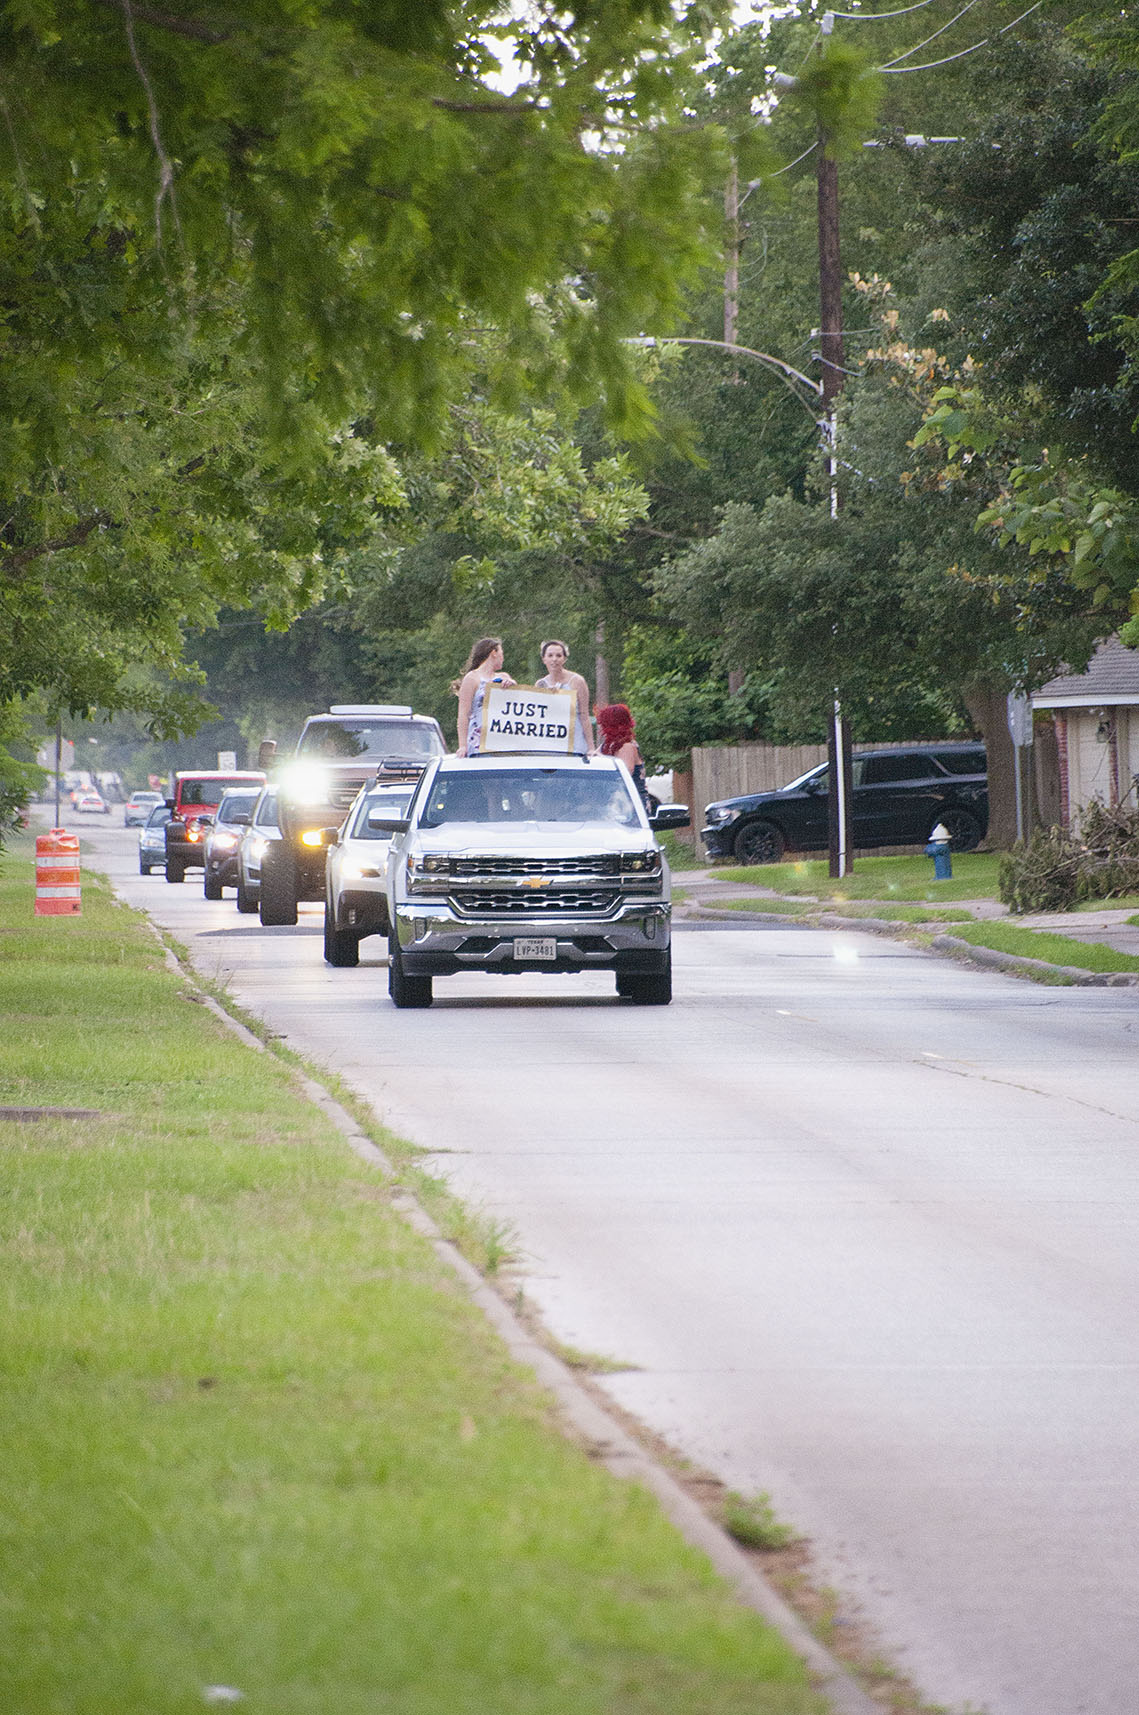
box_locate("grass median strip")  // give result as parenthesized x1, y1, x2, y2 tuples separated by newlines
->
(0, 853, 823, 1715)
(945, 920, 1139, 974)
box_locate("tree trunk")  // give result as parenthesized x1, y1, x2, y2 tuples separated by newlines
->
(963, 684, 1017, 849)
(594, 621, 610, 708)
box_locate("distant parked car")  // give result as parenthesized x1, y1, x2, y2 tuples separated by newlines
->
(701, 742, 988, 865)
(202, 789, 261, 899)
(75, 790, 109, 815)
(123, 790, 164, 827)
(235, 786, 281, 915)
(138, 804, 173, 874)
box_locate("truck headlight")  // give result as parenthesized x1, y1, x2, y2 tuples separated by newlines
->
(621, 850, 662, 875)
(704, 805, 734, 827)
(405, 853, 450, 891)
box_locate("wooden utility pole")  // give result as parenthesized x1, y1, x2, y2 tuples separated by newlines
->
(724, 159, 740, 353)
(815, 17, 854, 879)
(816, 149, 845, 422)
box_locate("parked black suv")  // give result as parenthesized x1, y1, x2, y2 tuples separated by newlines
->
(701, 743, 988, 865)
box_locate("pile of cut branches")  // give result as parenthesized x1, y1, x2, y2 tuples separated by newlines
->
(999, 799, 1139, 913)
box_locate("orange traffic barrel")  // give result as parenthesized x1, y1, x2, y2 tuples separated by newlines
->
(34, 828, 81, 916)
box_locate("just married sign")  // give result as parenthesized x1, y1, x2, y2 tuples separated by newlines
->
(480, 684, 576, 754)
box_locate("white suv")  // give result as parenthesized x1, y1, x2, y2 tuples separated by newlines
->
(323, 780, 417, 966)
(379, 753, 672, 1008)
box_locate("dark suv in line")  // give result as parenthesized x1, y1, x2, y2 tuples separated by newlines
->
(701, 743, 988, 865)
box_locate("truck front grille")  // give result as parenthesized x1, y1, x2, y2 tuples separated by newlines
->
(450, 855, 621, 880)
(449, 888, 621, 917)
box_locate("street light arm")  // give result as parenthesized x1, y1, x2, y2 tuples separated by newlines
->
(627, 335, 823, 414)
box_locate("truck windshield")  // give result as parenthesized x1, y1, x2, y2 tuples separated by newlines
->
(420, 769, 640, 829)
(297, 720, 441, 761)
(180, 777, 254, 806)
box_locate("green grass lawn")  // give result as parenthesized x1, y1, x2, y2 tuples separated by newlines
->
(716, 852, 1004, 903)
(945, 920, 1139, 974)
(657, 830, 703, 870)
(0, 846, 822, 1715)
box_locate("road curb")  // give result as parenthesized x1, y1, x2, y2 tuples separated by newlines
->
(138, 916, 879, 1715)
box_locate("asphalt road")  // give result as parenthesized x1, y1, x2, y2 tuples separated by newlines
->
(80, 818, 1139, 1715)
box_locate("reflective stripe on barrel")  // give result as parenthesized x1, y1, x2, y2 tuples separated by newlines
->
(35, 830, 81, 916)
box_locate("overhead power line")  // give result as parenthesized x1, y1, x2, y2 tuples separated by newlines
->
(878, 0, 1044, 73)
(827, 0, 941, 18)
(878, 0, 984, 68)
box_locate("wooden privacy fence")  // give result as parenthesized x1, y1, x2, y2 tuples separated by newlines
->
(692, 743, 828, 822)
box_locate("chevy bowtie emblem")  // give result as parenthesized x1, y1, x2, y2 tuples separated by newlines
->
(523, 877, 548, 888)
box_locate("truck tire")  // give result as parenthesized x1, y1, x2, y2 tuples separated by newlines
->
(165, 859, 185, 883)
(235, 871, 258, 914)
(323, 898, 360, 967)
(203, 869, 224, 901)
(259, 847, 298, 926)
(388, 934, 432, 1008)
(619, 949, 672, 1006)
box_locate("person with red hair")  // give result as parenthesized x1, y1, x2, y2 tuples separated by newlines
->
(596, 703, 651, 815)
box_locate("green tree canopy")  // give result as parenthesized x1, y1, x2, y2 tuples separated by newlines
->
(0, 0, 734, 734)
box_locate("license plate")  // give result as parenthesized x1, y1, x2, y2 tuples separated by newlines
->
(514, 937, 557, 961)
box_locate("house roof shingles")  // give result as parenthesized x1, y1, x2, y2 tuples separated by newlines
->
(1033, 638, 1139, 707)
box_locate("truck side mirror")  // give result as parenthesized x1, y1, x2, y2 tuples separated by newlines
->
(257, 738, 278, 770)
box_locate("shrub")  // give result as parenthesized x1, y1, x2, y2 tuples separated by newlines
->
(999, 800, 1139, 913)
(999, 827, 1083, 913)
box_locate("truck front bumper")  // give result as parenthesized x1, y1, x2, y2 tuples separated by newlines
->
(392, 899, 670, 976)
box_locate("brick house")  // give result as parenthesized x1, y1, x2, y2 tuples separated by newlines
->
(1032, 638, 1139, 826)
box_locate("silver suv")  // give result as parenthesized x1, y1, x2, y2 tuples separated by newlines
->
(379, 754, 672, 1008)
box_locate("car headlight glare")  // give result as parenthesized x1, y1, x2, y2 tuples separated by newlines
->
(281, 763, 331, 806)
(300, 828, 326, 848)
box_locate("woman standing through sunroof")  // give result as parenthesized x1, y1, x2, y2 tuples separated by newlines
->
(534, 639, 593, 756)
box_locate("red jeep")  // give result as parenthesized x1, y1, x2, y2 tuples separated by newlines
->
(164, 770, 265, 882)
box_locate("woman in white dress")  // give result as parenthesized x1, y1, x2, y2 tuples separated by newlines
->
(533, 639, 593, 756)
